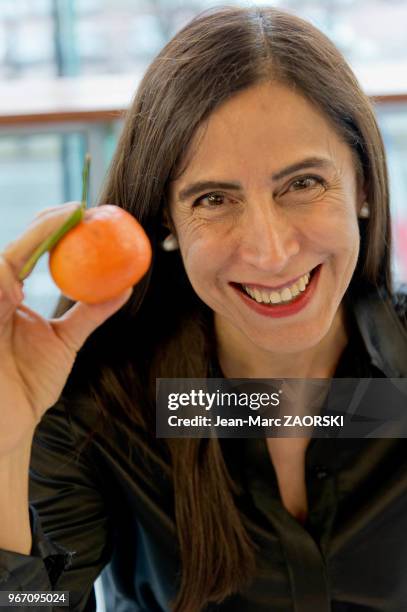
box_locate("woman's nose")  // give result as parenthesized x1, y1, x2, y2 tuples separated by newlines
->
(237, 204, 300, 271)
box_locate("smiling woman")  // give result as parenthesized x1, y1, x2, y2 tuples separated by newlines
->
(167, 81, 367, 372)
(0, 4, 406, 612)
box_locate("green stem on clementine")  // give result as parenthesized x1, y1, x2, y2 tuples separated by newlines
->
(17, 154, 92, 281)
(81, 153, 91, 211)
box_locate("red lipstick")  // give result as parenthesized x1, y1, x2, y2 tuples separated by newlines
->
(232, 264, 321, 318)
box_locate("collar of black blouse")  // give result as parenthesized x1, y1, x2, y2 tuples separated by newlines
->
(353, 285, 407, 377)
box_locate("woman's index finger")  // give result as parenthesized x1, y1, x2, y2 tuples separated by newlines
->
(2, 202, 83, 281)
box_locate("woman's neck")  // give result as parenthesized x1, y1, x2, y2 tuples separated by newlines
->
(214, 306, 350, 379)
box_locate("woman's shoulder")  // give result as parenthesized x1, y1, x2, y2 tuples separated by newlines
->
(391, 285, 407, 329)
(350, 282, 407, 377)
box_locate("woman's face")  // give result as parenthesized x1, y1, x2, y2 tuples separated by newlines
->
(167, 81, 365, 354)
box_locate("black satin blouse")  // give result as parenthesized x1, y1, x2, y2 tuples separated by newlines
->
(0, 286, 406, 612)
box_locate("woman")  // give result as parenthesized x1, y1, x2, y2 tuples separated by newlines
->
(0, 5, 406, 612)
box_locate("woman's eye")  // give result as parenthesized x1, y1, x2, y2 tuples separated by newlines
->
(192, 177, 326, 208)
(288, 176, 326, 191)
(192, 192, 227, 207)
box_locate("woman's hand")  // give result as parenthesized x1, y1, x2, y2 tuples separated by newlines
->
(0, 202, 133, 459)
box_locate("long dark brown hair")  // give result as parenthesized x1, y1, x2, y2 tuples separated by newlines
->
(54, 6, 393, 610)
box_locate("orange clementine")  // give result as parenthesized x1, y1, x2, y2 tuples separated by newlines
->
(49, 205, 152, 304)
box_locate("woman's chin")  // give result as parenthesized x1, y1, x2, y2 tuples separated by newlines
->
(243, 318, 333, 356)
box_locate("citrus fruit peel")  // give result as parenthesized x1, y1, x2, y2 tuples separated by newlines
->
(18, 154, 152, 304)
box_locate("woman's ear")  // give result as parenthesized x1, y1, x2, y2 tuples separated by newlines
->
(356, 180, 369, 217)
(160, 207, 179, 251)
(162, 207, 177, 236)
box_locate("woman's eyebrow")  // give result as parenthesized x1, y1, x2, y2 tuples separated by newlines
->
(272, 156, 335, 181)
(177, 156, 335, 201)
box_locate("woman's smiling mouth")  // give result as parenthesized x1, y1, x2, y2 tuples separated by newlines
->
(242, 270, 311, 304)
(230, 264, 322, 317)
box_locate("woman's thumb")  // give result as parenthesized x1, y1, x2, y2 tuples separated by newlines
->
(51, 288, 133, 354)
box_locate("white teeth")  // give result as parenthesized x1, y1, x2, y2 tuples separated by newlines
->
(242, 269, 313, 305)
(281, 288, 292, 302)
(291, 283, 300, 297)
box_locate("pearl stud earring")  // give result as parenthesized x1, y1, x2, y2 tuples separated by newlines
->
(359, 203, 370, 219)
(160, 233, 179, 251)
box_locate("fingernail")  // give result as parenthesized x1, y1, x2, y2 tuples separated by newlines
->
(13, 283, 24, 303)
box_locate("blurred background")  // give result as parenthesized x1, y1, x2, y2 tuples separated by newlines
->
(0, 0, 406, 319)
